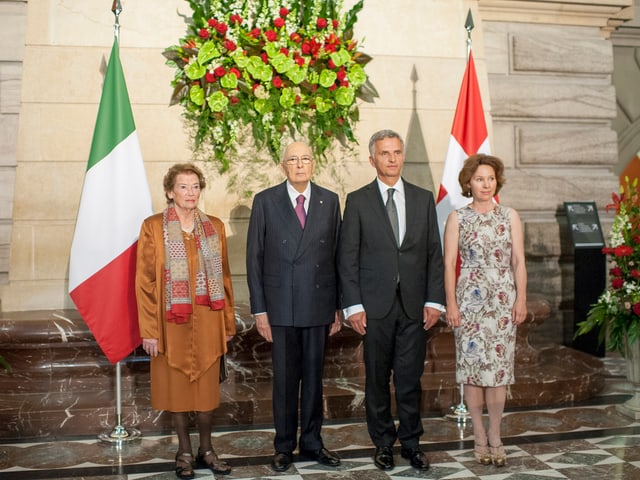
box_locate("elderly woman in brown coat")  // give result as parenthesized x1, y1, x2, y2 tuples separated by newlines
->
(136, 163, 236, 479)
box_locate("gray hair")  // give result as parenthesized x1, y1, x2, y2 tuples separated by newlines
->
(368, 129, 404, 157)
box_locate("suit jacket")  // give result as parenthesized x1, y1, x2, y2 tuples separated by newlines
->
(338, 178, 445, 319)
(246, 181, 341, 327)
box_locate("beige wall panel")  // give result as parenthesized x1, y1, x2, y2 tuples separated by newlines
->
(231, 278, 249, 304)
(0, 115, 19, 165)
(12, 163, 83, 221)
(32, 223, 73, 279)
(16, 104, 95, 162)
(490, 76, 616, 118)
(0, 169, 15, 218)
(0, 223, 10, 245)
(0, 64, 22, 114)
(484, 21, 510, 75)
(20, 46, 173, 106)
(21, 46, 103, 104)
(24, 0, 184, 49)
(119, 49, 179, 106)
(512, 30, 613, 74)
(491, 121, 516, 166)
(5, 223, 32, 281)
(16, 103, 189, 166)
(357, 0, 482, 58)
(1, 280, 72, 311)
(499, 171, 618, 212)
(0, 244, 9, 281)
(518, 123, 618, 165)
(0, 2, 27, 62)
(364, 55, 492, 112)
(135, 106, 191, 161)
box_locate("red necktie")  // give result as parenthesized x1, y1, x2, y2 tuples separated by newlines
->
(295, 194, 306, 229)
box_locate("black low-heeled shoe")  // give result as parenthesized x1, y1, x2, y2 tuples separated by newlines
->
(174, 452, 195, 480)
(196, 449, 232, 475)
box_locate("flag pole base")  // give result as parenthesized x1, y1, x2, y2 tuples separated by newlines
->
(98, 425, 141, 444)
(445, 402, 471, 424)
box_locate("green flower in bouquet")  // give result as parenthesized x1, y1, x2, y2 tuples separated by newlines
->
(576, 177, 640, 354)
(164, 0, 378, 172)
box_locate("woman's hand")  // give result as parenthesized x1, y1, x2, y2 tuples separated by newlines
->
(142, 338, 159, 357)
(512, 297, 528, 325)
(445, 304, 461, 328)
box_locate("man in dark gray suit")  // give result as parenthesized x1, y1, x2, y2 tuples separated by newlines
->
(246, 141, 342, 473)
(338, 129, 445, 471)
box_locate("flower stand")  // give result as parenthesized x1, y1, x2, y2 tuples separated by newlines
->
(617, 340, 640, 419)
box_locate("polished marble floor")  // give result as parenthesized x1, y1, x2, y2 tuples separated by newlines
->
(1, 357, 639, 480)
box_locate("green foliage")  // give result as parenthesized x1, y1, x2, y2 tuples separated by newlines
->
(165, 0, 378, 172)
(575, 177, 640, 355)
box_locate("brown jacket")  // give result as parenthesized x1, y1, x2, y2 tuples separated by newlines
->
(135, 212, 236, 382)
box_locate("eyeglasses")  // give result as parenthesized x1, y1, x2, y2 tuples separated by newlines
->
(284, 156, 313, 165)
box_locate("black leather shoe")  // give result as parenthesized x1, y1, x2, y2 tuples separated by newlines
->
(401, 447, 430, 470)
(300, 447, 341, 467)
(374, 446, 394, 470)
(271, 452, 293, 472)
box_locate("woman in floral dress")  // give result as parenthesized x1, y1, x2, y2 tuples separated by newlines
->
(443, 154, 527, 467)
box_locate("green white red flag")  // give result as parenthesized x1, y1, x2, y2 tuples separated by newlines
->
(436, 50, 491, 239)
(69, 38, 152, 364)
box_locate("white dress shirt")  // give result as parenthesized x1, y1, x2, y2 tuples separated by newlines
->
(286, 181, 311, 213)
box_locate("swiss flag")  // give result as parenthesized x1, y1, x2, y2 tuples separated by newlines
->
(435, 51, 491, 239)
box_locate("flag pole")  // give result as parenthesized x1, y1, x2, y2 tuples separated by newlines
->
(98, 0, 142, 445)
(445, 8, 475, 425)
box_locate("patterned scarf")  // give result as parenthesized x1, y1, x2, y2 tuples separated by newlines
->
(163, 206, 225, 324)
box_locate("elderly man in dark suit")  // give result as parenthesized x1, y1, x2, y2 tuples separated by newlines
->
(246, 141, 342, 473)
(338, 129, 445, 471)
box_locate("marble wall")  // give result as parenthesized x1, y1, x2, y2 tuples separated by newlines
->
(0, 0, 637, 349)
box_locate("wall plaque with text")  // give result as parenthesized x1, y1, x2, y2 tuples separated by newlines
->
(563, 201, 605, 248)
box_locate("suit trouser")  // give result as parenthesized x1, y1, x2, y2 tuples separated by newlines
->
(363, 292, 426, 449)
(271, 324, 329, 453)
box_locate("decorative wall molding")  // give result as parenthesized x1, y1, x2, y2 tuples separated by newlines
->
(479, 0, 634, 37)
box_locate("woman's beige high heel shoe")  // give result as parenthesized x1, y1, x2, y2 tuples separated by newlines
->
(474, 441, 492, 465)
(489, 444, 506, 467)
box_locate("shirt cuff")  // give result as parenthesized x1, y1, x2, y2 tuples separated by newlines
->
(343, 304, 365, 319)
(425, 302, 445, 312)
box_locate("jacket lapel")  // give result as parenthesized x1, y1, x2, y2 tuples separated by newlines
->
(401, 179, 416, 248)
(273, 181, 304, 237)
(365, 180, 399, 247)
(295, 183, 323, 256)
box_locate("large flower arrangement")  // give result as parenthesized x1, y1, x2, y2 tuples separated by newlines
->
(164, 0, 378, 171)
(576, 177, 640, 354)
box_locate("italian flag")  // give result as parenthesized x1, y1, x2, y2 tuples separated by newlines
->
(69, 38, 152, 364)
(436, 50, 491, 239)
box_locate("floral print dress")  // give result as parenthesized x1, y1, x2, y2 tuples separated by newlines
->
(454, 204, 517, 387)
